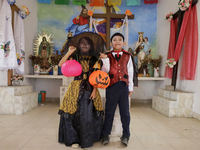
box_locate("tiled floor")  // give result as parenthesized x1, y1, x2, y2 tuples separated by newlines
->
(0, 102, 200, 150)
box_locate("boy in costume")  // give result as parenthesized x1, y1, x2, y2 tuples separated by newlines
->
(100, 32, 138, 146)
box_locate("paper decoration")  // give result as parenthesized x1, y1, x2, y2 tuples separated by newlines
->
(7, 0, 16, 5)
(38, 0, 52, 4)
(126, 0, 140, 6)
(19, 6, 30, 19)
(55, 0, 69, 5)
(144, 0, 158, 4)
(90, 0, 104, 6)
(125, 10, 132, 15)
(108, 0, 121, 6)
(73, 0, 86, 6)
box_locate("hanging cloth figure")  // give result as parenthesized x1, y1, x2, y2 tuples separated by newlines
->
(0, 0, 17, 70)
(14, 12, 25, 74)
(119, 10, 132, 51)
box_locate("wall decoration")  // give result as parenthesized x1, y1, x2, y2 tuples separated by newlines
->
(108, 0, 121, 6)
(126, 0, 140, 6)
(144, 0, 158, 4)
(19, 6, 30, 19)
(7, 0, 16, 5)
(38, 0, 52, 4)
(178, 0, 191, 11)
(73, 0, 86, 6)
(90, 0, 104, 6)
(55, 0, 69, 5)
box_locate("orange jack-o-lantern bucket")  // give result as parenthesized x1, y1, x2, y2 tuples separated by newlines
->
(89, 70, 110, 89)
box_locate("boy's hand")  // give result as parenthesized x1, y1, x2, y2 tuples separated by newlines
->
(129, 91, 134, 97)
(100, 52, 107, 59)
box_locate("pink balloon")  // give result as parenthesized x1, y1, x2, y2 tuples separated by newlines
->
(61, 60, 82, 77)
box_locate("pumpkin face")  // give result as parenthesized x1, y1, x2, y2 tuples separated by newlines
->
(61, 60, 82, 77)
(89, 70, 110, 89)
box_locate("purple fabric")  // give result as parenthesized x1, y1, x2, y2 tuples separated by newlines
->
(97, 19, 123, 34)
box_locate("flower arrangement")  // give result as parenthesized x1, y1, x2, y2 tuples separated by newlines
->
(50, 55, 64, 66)
(87, 10, 93, 16)
(140, 55, 150, 67)
(11, 74, 24, 81)
(125, 10, 132, 16)
(29, 55, 43, 66)
(165, 12, 173, 22)
(178, 0, 191, 11)
(149, 55, 162, 68)
(165, 58, 176, 68)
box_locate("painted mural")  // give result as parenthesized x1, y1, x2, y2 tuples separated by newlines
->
(37, 0, 157, 58)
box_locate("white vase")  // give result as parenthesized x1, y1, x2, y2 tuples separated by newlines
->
(53, 65, 58, 75)
(12, 80, 21, 86)
(19, 80, 23, 85)
(143, 68, 146, 77)
(34, 64, 40, 75)
(154, 67, 159, 77)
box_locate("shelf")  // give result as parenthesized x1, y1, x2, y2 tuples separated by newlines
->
(138, 77, 166, 81)
(25, 75, 166, 81)
(24, 75, 64, 79)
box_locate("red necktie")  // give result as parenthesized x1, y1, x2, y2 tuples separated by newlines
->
(113, 51, 121, 57)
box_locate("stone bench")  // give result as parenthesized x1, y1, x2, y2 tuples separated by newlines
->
(0, 85, 38, 115)
(152, 87, 194, 117)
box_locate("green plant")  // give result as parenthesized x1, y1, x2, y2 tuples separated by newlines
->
(29, 55, 43, 66)
(140, 55, 151, 67)
(49, 55, 64, 66)
(150, 55, 162, 68)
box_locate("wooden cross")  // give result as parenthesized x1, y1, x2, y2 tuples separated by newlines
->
(171, 0, 198, 90)
(81, 1, 134, 50)
(7, 4, 20, 86)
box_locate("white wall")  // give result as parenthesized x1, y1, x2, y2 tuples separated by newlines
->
(157, 0, 200, 115)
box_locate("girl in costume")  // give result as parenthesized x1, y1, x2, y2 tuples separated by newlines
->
(58, 32, 106, 149)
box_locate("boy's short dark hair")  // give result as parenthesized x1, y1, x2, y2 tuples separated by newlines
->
(110, 33, 124, 42)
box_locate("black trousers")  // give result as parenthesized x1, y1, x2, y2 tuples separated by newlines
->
(102, 81, 130, 137)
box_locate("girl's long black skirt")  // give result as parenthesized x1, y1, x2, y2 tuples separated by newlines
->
(58, 91, 103, 148)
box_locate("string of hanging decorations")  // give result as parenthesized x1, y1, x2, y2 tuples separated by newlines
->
(37, 0, 159, 6)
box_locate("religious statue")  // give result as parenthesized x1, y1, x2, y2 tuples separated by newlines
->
(133, 32, 151, 75)
(32, 31, 54, 74)
(38, 37, 51, 57)
(40, 49, 50, 72)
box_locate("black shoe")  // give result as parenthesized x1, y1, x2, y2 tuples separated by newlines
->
(120, 135, 129, 146)
(102, 135, 110, 145)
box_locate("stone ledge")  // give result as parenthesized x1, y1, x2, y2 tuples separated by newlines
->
(158, 89, 194, 101)
(0, 85, 33, 96)
(0, 92, 38, 115)
(152, 89, 194, 118)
